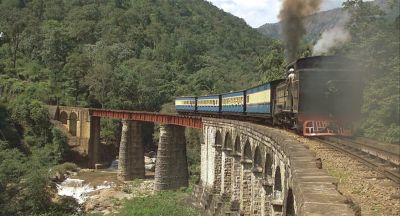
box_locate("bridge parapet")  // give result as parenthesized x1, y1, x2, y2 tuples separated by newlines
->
(199, 118, 354, 216)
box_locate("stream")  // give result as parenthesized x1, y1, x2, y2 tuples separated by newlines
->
(56, 178, 115, 204)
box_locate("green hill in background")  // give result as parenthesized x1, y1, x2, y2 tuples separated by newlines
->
(0, 0, 279, 112)
(257, 0, 400, 42)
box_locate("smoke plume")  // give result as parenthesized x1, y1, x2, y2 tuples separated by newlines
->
(313, 12, 351, 55)
(279, 0, 322, 62)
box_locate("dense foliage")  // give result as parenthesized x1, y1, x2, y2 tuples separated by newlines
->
(0, 0, 278, 111)
(340, 0, 400, 142)
(0, 100, 77, 215)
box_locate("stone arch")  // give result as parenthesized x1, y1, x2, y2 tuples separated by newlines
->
(215, 130, 222, 146)
(234, 135, 241, 155)
(69, 112, 78, 136)
(242, 140, 252, 162)
(285, 188, 295, 216)
(253, 146, 263, 171)
(265, 152, 273, 177)
(223, 132, 233, 150)
(274, 166, 282, 199)
(59, 111, 68, 125)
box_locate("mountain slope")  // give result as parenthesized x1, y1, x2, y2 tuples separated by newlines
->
(257, 0, 399, 41)
(0, 0, 275, 111)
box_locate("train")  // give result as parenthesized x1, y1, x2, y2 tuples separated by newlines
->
(175, 56, 363, 136)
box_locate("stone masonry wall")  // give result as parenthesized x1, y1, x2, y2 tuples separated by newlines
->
(213, 146, 222, 194)
(199, 118, 355, 216)
(221, 151, 233, 199)
(252, 173, 263, 216)
(240, 163, 252, 216)
(231, 155, 241, 211)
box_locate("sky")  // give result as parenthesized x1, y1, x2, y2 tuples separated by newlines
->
(207, 0, 351, 28)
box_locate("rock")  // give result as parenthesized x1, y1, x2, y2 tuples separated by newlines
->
(144, 156, 153, 164)
(145, 164, 156, 171)
(85, 200, 97, 211)
(102, 209, 111, 215)
(145, 151, 157, 158)
(55, 171, 66, 182)
(95, 163, 106, 170)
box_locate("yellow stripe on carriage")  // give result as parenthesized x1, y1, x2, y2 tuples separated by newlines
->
(197, 99, 219, 106)
(222, 96, 244, 106)
(247, 90, 270, 105)
(175, 100, 195, 106)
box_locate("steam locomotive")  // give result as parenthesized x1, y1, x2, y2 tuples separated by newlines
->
(175, 56, 363, 136)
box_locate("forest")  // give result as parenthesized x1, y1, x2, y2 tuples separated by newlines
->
(0, 0, 398, 215)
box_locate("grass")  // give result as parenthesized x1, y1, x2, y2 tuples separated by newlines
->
(118, 190, 197, 216)
(121, 179, 144, 193)
(325, 164, 352, 184)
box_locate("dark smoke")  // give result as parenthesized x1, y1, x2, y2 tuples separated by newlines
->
(279, 0, 322, 62)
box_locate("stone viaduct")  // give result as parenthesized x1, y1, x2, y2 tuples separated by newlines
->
(49, 106, 355, 216)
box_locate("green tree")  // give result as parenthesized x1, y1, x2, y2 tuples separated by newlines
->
(342, 0, 400, 143)
(10, 98, 51, 145)
(257, 41, 285, 82)
(0, 7, 38, 69)
(85, 63, 114, 108)
(41, 20, 71, 104)
(63, 52, 91, 105)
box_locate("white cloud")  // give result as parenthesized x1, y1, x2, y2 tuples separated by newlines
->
(207, 0, 373, 28)
(208, 0, 280, 27)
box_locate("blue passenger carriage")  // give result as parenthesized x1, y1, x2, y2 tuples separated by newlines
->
(221, 90, 245, 113)
(245, 83, 272, 115)
(197, 95, 221, 113)
(175, 97, 197, 112)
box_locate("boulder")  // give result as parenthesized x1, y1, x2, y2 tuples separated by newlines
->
(144, 156, 153, 164)
(145, 164, 156, 171)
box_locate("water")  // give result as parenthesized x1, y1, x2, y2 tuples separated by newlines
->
(109, 159, 119, 170)
(56, 178, 114, 204)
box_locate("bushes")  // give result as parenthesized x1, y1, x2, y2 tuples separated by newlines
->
(51, 128, 71, 162)
(50, 162, 79, 178)
(0, 100, 80, 215)
(0, 149, 80, 215)
(119, 191, 197, 216)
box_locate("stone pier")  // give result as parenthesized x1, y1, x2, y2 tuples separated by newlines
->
(118, 120, 145, 181)
(88, 116, 101, 168)
(154, 124, 189, 191)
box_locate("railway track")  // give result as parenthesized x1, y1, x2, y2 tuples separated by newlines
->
(314, 137, 400, 184)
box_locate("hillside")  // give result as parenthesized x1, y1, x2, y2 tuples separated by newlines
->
(257, 0, 399, 41)
(257, 8, 344, 41)
(0, 0, 275, 112)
